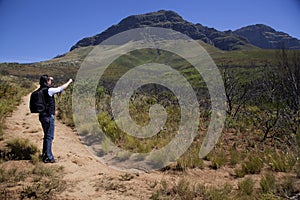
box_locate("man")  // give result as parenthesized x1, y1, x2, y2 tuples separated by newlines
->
(39, 74, 72, 163)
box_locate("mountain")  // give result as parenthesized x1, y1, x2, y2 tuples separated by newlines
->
(70, 10, 252, 51)
(70, 10, 300, 51)
(234, 24, 300, 49)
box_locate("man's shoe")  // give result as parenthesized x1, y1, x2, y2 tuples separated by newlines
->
(43, 158, 56, 163)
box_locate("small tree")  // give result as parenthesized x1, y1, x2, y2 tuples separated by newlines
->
(253, 62, 283, 142)
(255, 49, 300, 146)
(277, 49, 300, 136)
(222, 65, 251, 119)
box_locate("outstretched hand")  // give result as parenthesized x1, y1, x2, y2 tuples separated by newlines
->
(61, 79, 73, 90)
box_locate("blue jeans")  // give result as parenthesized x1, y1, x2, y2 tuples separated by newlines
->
(39, 114, 55, 160)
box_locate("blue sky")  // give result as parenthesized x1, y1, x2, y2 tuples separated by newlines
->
(1, 0, 300, 63)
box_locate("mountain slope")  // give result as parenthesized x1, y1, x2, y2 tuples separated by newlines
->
(70, 10, 300, 52)
(70, 10, 252, 51)
(234, 24, 300, 49)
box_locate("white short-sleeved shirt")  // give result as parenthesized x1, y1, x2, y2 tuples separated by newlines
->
(48, 87, 63, 97)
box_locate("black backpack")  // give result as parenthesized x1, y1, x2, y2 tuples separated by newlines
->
(29, 87, 48, 113)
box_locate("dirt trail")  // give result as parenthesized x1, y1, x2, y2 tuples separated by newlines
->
(3, 92, 240, 199)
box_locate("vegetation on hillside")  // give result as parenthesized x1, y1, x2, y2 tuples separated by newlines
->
(0, 46, 299, 199)
(55, 47, 299, 199)
(0, 76, 34, 139)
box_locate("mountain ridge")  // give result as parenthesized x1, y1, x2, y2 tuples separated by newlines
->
(70, 10, 300, 51)
(234, 24, 300, 49)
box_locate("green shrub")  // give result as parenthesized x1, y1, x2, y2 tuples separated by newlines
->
(174, 144, 204, 170)
(175, 154, 204, 171)
(98, 112, 123, 143)
(21, 179, 65, 199)
(238, 177, 254, 196)
(172, 179, 195, 200)
(210, 149, 227, 170)
(56, 86, 74, 126)
(32, 164, 63, 177)
(235, 168, 247, 178)
(31, 154, 40, 165)
(204, 183, 232, 200)
(236, 154, 264, 177)
(6, 138, 38, 160)
(152, 179, 233, 200)
(0, 167, 27, 183)
(268, 151, 296, 172)
(229, 149, 240, 166)
(260, 173, 276, 194)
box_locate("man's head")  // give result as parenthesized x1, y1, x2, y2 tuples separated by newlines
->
(39, 74, 53, 87)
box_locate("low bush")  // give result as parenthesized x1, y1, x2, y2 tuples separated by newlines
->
(268, 151, 297, 172)
(174, 143, 204, 171)
(0, 167, 28, 183)
(204, 183, 232, 200)
(209, 149, 227, 170)
(229, 148, 240, 166)
(238, 177, 254, 196)
(6, 138, 38, 160)
(32, 164, 63, 177)
(260, 172, 276, 194)
(151, 179, 233, 200)
(20, 178, 66, 199)
(235, 153, 264, 177)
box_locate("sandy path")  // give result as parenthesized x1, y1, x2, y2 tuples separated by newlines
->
(3, 92, 163, 199)
(3, 91, 245, 199)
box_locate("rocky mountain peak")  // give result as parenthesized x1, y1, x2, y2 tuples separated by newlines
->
(234, 24, 300, 49)
(70, 10, 300, 51)
(119, 10, 184, 25)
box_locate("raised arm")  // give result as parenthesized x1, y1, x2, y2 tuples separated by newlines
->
(60, 79, 73, 90)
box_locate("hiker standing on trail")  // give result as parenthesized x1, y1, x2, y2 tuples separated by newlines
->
(38, 74, 72, 163)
